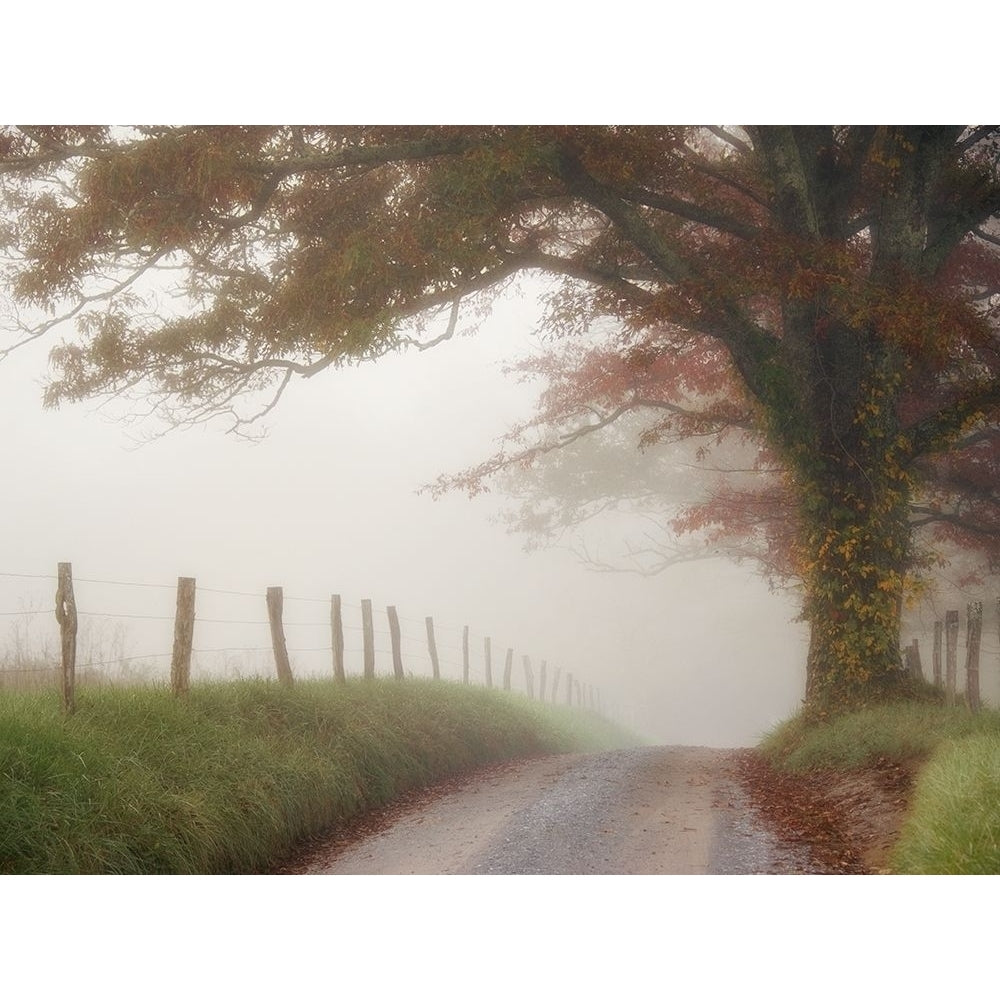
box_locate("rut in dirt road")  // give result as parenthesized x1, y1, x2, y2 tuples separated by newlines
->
(285, 746, 821, 875)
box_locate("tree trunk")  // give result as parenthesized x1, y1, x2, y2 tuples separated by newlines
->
(799, 445, 912, 716)
(780, 339, 914, 717)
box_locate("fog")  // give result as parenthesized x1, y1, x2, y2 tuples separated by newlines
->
(0, 287, 808, 746)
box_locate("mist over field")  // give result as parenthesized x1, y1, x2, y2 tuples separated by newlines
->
(0, 287, 808, 747)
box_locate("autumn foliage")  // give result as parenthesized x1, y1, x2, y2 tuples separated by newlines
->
(1, 126, 999, 714)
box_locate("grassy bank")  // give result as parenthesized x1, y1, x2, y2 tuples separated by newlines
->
(0, 677, 637, 874)
(759, 701, 1000, 874)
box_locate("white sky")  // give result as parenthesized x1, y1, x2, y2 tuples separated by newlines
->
(0, 280, 809, 746)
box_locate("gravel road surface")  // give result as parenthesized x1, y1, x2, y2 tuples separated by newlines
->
(287, 746, 819, 875)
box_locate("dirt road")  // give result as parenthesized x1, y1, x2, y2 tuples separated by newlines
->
(282, 746, 822, 875)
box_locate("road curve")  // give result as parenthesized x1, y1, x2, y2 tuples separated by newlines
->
(283, 746, 819, 875)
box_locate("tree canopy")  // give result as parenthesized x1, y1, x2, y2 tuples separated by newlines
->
(2, 125, 999, 714)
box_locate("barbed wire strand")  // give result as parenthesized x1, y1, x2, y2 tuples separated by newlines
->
(0, 569, 571, 684)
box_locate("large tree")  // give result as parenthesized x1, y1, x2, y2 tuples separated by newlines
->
(2, 125, 999, 715)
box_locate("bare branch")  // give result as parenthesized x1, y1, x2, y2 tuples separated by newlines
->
(195, 351, 338, 379)
(705, 126, 753, 156)
(227, 368, 295, 433)
(399, 298, 461, 352)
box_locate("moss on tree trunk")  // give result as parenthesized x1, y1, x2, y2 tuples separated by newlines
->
(800, 486, 911, 716)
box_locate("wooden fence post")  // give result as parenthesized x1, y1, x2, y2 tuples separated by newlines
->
(55, 562, 77, 716)
(484, 636, 493, 689)
(425, 616, 441, 680)
(523, 655, 534, 699)
(387, 605, 404, 680)
(331, 595, 346, 683)
(904, 639, 923, 681)
(361, 599, 375, 679)
(965, 601, 982, 714)
(266, 586, 294, 686)
(945, 609, 959, 706)
(503, 648, 513, 691)
(550, 666, 561, 704)
(539, 659, 547, 702)
(170, 576, 196, 697)
(462, 626, 470, 684)
(932, 620, 943, 687)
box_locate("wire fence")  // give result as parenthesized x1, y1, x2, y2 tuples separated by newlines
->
(0, 566, 602, 715)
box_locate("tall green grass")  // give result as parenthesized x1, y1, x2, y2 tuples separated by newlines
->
(759, 702, 1000, 772)
(758, 702, 1000, 874)
(0, 678, 637, 874)
(891, 734, 1000, 874)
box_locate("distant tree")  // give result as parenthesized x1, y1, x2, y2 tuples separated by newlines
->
(460, 330, 1000, 599)
(442, 335, 797, 581)
(2, 125, 999, 715)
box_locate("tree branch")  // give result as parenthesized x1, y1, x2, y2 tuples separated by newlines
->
(0, 249, 171, 359)
(553, 147, 695, 282)
(705, 126, 752, 157)
(620, 184, 759, 241)
(909, 505, 1000, 537)
(515, 249, 657, 305)
(398, 297, 461, 351)
(243, 133, 481, 180)
(905, 382, 1000, 459)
